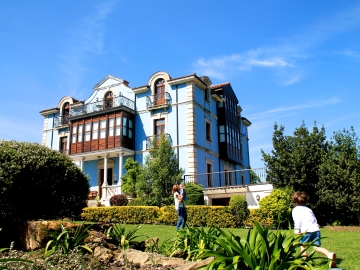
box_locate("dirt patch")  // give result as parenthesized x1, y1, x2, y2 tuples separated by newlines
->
(323, 226, 360, 232)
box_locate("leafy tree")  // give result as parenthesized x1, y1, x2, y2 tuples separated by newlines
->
(137, 135, 184, 207)
(261, 122, 327, 212)
(0, 141, 89, 246)
(185, 182, 204, 205)
(121, 158, 144, 198)
(250, 170, 262, 184)
(317, 127, 360, 225)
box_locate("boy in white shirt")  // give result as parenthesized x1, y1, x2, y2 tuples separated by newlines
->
(292, 191, 336, 268)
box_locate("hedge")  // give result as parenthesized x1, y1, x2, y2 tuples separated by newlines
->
(82, 205, 237, 228)
(81, 206, 161, 223)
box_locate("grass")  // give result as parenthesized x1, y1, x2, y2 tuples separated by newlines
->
(123, 224, 360, 269)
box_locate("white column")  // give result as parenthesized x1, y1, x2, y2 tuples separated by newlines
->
(79, 157, 85, 171)
(118, 151, 124, 194)
(101, 154, 109, 200)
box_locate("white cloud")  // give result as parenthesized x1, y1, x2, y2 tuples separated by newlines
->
(249, 97, 341, 119)
(338, 49, 360, 59)
(193, 3, 360, 85)
(58, 0, 119, 98)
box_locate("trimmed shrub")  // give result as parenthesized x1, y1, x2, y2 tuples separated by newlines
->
(0, 141, 89, 246)
(81, 206, 161, 223)
(109, 194, 128, 206)
(158, 206, 237, 228)
(229, 195, 249, 227)
(185, 183, 204, 205)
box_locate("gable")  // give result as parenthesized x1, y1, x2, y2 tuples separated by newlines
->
(93, 75, 126, 90)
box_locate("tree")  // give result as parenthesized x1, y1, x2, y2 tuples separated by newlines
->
(121, 158, 145, 198)
(132, 135, 184, 207)
(317, 127, 360, 225)
(261, 122, 327, 212)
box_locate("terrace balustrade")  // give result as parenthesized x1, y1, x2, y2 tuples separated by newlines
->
(70, 94, 134, 118)
(183, 167, 268, 188)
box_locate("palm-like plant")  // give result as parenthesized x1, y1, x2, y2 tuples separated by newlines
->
(105, 222, 144, 250)
(44, 222, 93, 257)
(197, 222, 329, 270)
(169, 226, 221, 260)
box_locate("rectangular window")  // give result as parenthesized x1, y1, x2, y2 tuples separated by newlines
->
(219, 125, 225, 142)
(84, 123, 91, 141)
(100, 120, 106, 139)
(207, 163, 213, 187)
(72, 125, 77, 143)
(108, 118, 114, 137)
(206, 121, 211, 142)
(155, 119, 165, 136)
(123, 117, 128, 137)
(77, 124, 83, 142)
(205, 89, 209, 102)
(115, 116, 121, 136)
(92, 121, 98, 140)
(129, 119, 133, 139)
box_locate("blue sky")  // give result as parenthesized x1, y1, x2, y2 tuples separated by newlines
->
(1, 1, 360, 169)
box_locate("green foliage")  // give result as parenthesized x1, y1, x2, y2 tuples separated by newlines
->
(121, 159, 145, 198)
(128, 197, 147, 206)
(81, 206, 161, 223)
(262, 122, 360, 225)
(258, 189, 292, 228)
(168, 226, 221, 260)
(158, 206, 237, 228)
(229, 195, 249, 227)
(44, 222, 92, 257)
(317, 127, 360, 225)
(104, 222, 144, 250)
(109, 194, 128, 206)
(262, 122, 327, 213)
(0, 141, 90, 245)
(250, 170, 262, 184)
(185, 183, 204, 205)
(198, 222, 329, 270)
(140, 135, 185, 207)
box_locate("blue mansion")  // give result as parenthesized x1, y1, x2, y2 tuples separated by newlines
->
(40, 71, 266, 206)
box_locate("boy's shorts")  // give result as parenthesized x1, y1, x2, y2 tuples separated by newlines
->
(300, 231, 321, 245)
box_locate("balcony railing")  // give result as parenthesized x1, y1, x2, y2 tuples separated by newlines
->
(183, 167, 268, 188)
(54, 115, 70, 127)
(146, 134, 171, 149)
(70, 94, 135, 118)
(146, 93, 171, 109)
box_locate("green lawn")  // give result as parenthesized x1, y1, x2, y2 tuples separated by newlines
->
(123, 224, 360, 269)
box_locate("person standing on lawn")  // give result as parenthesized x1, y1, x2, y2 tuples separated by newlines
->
(172, 184, 185, 231)
(178, 182, 187, 229)
(292, 191, 337, 268)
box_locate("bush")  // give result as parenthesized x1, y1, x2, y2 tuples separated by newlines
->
(185, 183, 204, 205)
(109, 194, 128, 206)
(81, 206, 161, 223)
(258, 189, 292, 228)
(0, 141, 89, 246)
(158, 206, 237, 228)
(229, 195, 249, 227)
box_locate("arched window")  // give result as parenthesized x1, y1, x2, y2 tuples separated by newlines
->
(62, 102, 70, 124)
(104, 91, 113, 109)
(155, 79, 165, 105)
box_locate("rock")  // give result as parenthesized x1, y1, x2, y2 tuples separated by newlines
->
(176, 257, 214, 270)
(94, 246, 114, 261)
(122, 249, 150, 265)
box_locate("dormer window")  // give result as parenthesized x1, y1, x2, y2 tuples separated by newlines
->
(104, 91, 113, 109)
(155, 79, 165, 105)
